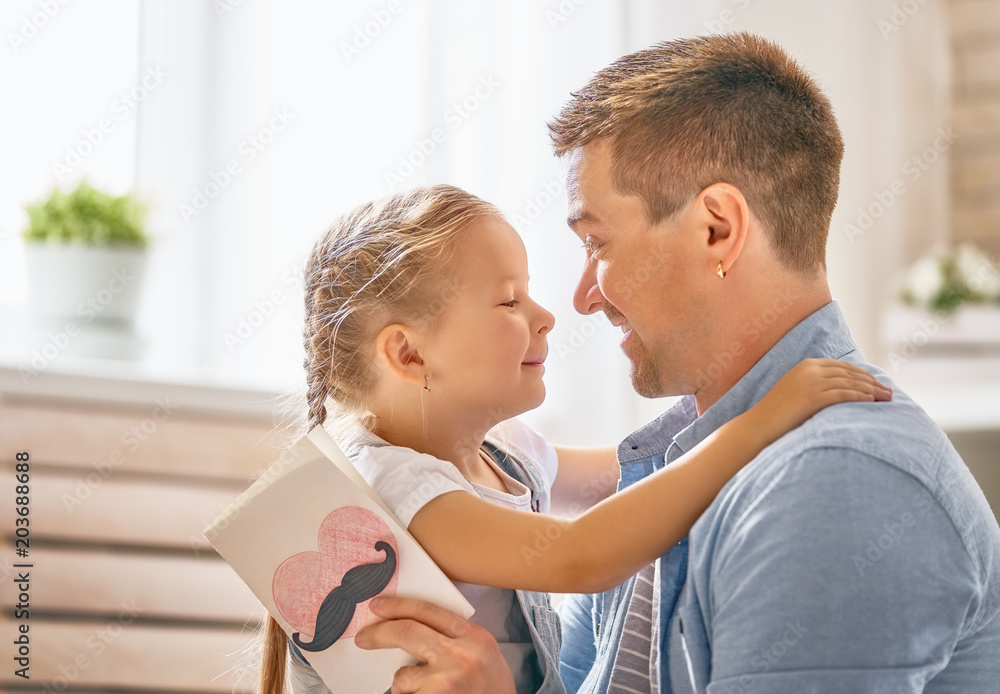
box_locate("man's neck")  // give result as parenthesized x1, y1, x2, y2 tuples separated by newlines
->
(693, 288, 833, 416)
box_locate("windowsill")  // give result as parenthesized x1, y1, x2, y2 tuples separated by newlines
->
(889, 354, 1000, 433)
(0, 357, 286, 419)
(0, 301, 293, 418)
(0, 352, 284, 420)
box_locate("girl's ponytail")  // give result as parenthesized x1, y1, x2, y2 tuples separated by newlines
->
(259, 616, 289, 694)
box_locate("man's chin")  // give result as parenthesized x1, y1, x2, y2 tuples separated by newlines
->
(627, 357, 663, 399)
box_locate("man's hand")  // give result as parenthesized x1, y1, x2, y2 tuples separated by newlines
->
(355, 596, 516, 694)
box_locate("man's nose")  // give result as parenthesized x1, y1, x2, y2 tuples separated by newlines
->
(573, 264, 605, 315)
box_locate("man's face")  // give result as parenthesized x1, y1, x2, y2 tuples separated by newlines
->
(567, 140, 710, 398)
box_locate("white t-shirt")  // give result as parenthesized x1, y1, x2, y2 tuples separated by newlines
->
(350, 417, 559, 694)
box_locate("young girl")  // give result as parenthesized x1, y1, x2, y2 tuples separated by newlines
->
(260, 185, 891, 694)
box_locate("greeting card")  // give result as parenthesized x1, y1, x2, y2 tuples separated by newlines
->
(205, 425, 474, 694)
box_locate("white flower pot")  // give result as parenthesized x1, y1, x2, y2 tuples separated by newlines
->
(883, 303, 1000, 353)
(23, 243, 149, 360)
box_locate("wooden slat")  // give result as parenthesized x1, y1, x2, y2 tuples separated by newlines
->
(953, 206, 1000, 244)
(953, 99, 1000, 139)
(950, 0, 1000, 38)
(0, 617, 258, 692)
(0, 464, 248, 551)
(0, 402, 287, 480)
(0, 547, 261, 624)
(952, 149, 1000, 190)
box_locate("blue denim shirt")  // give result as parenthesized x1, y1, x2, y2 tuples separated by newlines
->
(559, 301, 1000, 693)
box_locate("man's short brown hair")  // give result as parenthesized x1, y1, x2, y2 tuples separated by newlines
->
(549, 32, 844, 272)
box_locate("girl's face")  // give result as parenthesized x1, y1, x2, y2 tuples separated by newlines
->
(421, 217, 555, 424)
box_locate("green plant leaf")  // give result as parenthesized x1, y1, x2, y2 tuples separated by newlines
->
(21, 181, 149, 248)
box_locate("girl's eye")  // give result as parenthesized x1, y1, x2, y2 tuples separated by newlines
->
(501, 299, 519, 308)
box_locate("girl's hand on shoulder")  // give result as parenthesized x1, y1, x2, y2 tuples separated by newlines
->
(752, 358, 892, 439)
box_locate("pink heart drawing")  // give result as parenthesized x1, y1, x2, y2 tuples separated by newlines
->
(272, 506, 399, 641)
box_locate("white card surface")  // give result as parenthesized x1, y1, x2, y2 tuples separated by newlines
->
(205, 426, 474, 694)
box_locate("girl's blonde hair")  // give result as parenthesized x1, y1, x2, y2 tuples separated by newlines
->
(259, 184, 502, 694)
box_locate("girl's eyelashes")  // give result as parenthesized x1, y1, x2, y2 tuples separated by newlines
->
(500, 299, 519, 308)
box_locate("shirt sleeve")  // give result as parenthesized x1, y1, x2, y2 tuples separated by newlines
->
(703, 447, 980, 693)
(352, 446, 474, 529)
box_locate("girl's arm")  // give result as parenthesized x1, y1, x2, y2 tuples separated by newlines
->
(549, 445, 619, 516)
(408, 359, 892, 594)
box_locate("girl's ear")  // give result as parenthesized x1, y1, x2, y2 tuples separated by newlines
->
(375, 323, 426, 389)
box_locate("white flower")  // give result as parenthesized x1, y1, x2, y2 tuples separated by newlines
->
(902, 254, 945, 306)
(955, 242, 1000, 300)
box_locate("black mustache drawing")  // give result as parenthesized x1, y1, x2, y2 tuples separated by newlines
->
(292, 540, 397, 652)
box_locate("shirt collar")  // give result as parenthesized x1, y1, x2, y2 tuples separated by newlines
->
(620, 300, 858, 463)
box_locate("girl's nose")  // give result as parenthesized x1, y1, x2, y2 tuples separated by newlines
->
(535, 302, 555, 336)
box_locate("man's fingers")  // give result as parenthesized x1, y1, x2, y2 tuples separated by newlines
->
(355, 615, 447, 664)
(391, 663, 427, 694)
(368, 596, 471, 639)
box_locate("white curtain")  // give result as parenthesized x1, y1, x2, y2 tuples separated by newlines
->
(127, 1, 953, 445)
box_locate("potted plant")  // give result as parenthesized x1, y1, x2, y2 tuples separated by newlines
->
(22, 181, 151, 361)
(883, 242, 1000, 363)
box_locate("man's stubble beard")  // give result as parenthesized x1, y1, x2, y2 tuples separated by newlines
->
(625, 332, 663, 399)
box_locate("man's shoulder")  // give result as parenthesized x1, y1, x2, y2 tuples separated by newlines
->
(699, 384, 1000, 583)
(759, 384, 950, 482)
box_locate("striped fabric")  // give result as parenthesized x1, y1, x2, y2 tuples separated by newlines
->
(607, 563, 658, 694)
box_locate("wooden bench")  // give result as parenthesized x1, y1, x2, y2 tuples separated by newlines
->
(1, 368, 291, 693)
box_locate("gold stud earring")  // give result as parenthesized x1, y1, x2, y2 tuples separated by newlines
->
(716, 261, 727, 279)
(423, 376, 431, 392)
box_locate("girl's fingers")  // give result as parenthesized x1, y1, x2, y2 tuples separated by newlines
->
(801, 360, 892, 397)
(817, 375, 892, 401)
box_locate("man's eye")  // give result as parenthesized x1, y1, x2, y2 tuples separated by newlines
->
(583, 240, 602, 254)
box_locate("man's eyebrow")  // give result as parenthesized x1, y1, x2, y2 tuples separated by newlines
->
(567, 209, 597, 231)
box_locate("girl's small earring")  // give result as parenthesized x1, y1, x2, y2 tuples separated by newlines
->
(423, 376, 431, 392)
(716, 261, 727, 279)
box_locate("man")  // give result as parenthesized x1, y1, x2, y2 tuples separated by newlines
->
(357, 33, 1000, 692)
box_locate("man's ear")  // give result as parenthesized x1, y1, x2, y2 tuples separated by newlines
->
(375, 324, 426, 389)
(696, 183, 750, 278)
